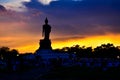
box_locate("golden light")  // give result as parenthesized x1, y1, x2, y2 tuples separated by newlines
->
(52, 34, 120, 49)
(1, 33, 120, 53)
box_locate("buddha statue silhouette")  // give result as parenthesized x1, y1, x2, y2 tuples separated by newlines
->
(42, 18, 51, 40)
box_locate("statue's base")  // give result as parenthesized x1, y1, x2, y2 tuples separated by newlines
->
(39, 39, 52, 50)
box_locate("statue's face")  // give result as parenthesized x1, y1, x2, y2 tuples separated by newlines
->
(45, 22, 48, 24)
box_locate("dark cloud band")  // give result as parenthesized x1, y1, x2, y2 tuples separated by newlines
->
(0, 5, 6, 11)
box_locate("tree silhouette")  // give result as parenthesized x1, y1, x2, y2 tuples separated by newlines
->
(94, 43, 120, 58)
(53, 43, 120, 58)
(10, 49, 19, 58)
(0, 47, 10, 60)
(0, 47, 19, 61)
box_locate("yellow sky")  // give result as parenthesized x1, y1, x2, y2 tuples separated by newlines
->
(11, 34, 120, 53)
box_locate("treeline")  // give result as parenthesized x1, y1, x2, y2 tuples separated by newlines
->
(0, 47, 35, 72)
(0, 47, 19, 60)
(0, 43, 120, 59)
(54, 43, 120, 58)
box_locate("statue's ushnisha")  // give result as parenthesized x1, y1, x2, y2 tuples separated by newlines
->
(42, 18, 51, 39)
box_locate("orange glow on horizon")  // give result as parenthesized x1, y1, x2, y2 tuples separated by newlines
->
(52, 34, 120, 49)
(11, 34, 120, 53)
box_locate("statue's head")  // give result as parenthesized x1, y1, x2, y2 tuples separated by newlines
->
(45, 17, 48, 24)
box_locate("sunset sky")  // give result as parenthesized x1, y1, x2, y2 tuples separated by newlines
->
(0, 0, 120, 53)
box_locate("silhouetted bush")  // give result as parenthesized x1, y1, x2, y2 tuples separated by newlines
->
(54, 43, 120, 58)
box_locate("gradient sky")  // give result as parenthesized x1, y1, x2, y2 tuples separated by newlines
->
(0, 0, 120, 53)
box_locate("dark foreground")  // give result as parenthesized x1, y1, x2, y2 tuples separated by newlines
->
(0, 66, 120, 80)
(37, 66, 120, 80)
(1, 58, 120, 80)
